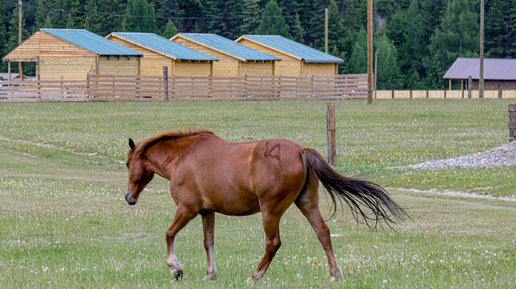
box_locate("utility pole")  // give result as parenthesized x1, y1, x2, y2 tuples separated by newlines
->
(479, 0, 484, 98)
(18, 0, 23, 80)
(367, 0, 373, 104)
(324, 8, 328, 54)
(374, 51, 378, 98)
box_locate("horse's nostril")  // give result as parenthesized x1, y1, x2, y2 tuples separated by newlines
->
(125, 191, 137, 205)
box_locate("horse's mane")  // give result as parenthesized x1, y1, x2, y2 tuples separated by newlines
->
(134, 129, 214, 157)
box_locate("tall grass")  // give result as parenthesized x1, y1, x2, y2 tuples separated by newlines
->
(0, 99, 514, 288)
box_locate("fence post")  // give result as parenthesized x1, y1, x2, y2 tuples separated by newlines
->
(444, 89, 447, 99)
(163, 66, 169, 101)
(426, 89, 429, 98)
(61, 75, 64, 98)
(86, 74, 90, 99)
(326, 102, 337, 166)
(410, 90, 413, 99)
(112, 75, 115, 98)
(498, 88, 502, 99)
(468, 75, 472, 99)
(136, 76, 140, 99)
(391, 90, 394, 99)
(209, 76, 213, 98)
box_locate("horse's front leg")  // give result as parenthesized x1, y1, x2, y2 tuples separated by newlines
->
(166, 204, 197, 280)
(201, 212, 217, 280)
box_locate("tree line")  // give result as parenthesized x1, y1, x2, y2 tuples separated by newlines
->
(1, 0, 515, 89)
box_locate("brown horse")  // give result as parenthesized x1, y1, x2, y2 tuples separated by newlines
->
(125, 130, 405, 283)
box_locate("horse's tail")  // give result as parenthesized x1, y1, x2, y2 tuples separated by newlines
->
(299, 147, 407, 228)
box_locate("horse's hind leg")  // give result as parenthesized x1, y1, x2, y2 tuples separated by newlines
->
(165, 204, 197, 280)
(247, 210, 282, 284)
(295, 183, 343, 282)
(201, 212, 217, 280)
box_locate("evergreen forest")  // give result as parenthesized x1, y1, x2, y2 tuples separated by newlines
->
(1, 0, 515, 89)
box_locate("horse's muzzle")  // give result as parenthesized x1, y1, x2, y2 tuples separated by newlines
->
(125, 190, 137, 205)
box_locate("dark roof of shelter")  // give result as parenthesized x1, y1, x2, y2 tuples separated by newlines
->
(443, 58, 516, 80)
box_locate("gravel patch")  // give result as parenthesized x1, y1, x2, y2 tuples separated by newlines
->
(390, 187, 516, 202)
(400, 142, 516, 170)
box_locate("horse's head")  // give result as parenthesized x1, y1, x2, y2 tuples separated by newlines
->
(125, 138, 154, 205)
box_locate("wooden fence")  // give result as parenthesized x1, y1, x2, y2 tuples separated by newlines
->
(0, 74, 367, 101)
(376, 90, 516, 99)
(509, 104, 516, 143)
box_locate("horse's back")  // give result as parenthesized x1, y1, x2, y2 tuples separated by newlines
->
(175, 136, 307, 215)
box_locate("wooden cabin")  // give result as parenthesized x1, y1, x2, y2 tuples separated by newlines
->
(106, 32, 218, 76)
(2, 28, 142, 81)
(444, 58, 516, 90)
(170, 33, 279, 77)
(236, 35, 344, 76)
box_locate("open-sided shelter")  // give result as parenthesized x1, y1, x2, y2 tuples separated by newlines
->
(236, 35, 344, 76)
(107, 32, 218, 76)
(443, 58, 516, 90)
(170, 33, 279, 77)
(2, 28, 142, 81)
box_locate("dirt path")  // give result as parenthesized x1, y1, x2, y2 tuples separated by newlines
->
(0, 135, 112, 159)
(390, 187, 516, 202)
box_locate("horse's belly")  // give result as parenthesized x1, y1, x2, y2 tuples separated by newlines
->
(203, 191, 260, 216)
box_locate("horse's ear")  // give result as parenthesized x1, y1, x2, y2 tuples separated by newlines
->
(129, 138, 136, 151)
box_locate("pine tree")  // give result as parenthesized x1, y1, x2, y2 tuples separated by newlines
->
(346, 28, 366, 73)
(291, 13, 305, 42)
(485, 0, 516, 58)
(123, 0, 159, 33)
(327, 0, 351, 73)
(255, 0, 290, 37)
(5, 3, 31, 74)
(83, 0, 102, 33)
(162, 20, 178, 38)
(426, 0, 479, 88)
(156, 0, 183, 31)
(64, 0, 82, 29)
(240, 0, 262, 35)
(0, 0, 8, 72)
(376, 35, 400, 89)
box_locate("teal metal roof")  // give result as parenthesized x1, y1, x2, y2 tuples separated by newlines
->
(111, 32, 218, 61)
(40, 28, 142, 56)
(177, 33, 280, 61)
(242, 35, 343, 63)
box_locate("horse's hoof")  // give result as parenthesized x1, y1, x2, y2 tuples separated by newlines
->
(171, 268, 183, 281)
(330, 265, 343, 282)
(203, 272, 217, 281)
(246, 276, 263, 285)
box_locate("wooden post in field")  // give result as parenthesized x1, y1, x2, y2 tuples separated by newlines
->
(509, 104, 516, 143)
(498, 88, 502, 99)
(326, 102, 336, 166)
(163, 66, 169, 101)
(468, 75, 472, 99)
(461, 80, 464, 98)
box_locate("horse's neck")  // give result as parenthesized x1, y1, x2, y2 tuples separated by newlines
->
(144, 138, 192, 180)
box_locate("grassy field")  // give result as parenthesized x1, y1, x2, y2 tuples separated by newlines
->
(0, 99, 514, 288)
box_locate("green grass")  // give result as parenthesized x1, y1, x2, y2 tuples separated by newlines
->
(0, 99, 515, 288)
